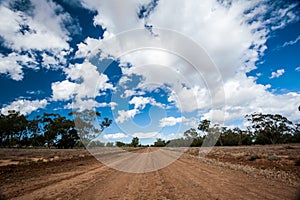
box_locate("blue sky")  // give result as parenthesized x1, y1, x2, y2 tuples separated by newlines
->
(0, 0, 300, 144)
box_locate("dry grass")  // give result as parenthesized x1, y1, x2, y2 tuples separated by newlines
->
(186, 144, 300, 186)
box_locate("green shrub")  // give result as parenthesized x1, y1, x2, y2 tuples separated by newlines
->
(267, 155, 280, 161)
(248, 154, 260, 161)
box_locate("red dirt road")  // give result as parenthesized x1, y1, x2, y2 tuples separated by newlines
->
(1, 150, 298, 200)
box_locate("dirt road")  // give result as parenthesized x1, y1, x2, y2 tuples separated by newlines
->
(0, 149, 298, 200)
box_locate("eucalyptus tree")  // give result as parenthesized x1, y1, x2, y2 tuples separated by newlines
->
(245, 113, 293, 144)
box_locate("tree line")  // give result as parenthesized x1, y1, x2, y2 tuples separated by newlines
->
(1, 110, 299, 148)
(0, 110, 112, 148)
(149, 113, 300, 147)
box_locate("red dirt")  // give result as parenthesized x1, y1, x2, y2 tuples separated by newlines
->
(0, 147, 299, 200)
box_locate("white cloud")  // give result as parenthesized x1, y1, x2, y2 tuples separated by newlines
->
(81, 0, 147, 35)
(75, 37, 102, 58)
(66, 99, 117, 111)
(132, 131, 159, 139)
(202, 73, 300, 124)
(64, 62, 114, 99)
(51, 80, 78, 101)
(1, 99, 48, 115)
(76, 0, 300, 125)
(0, 53, 35, 81)
(115, 109, 139, 123)
(0, 0, 80, 80)
(159, 116, 198, 127)
(270, 69, 285, 79)
(159, 116, 187, 127)
(282, 35, 300, 47)
(51, 61, 116, 111)
(156, 132, 184, 141)
(115, 96, 165, 123)
(295, 66, 300, 72)
(103, 133, 129, 139)
(0, 1, 71, 51)
(129, 96, 164, 109)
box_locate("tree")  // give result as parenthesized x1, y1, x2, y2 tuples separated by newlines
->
(106, 142, 114, 147)
(232, 127, 252, 145)
(154, 138, 167, 147)
(131, 137, 139, 147)
(116, 141, 126, 147)
(291, 123, 300, 143)
(0, 110, 27, 147)
(69, 110, 112, 146)
(27, 116, 43, 147)
(184, 128, 198, 139)
(41, 113, 61, 148)
(203, 124, 222, 147)
(57, 125, 79, 149)
(198, 119, 211, 132)
(245, 113, 293, 144)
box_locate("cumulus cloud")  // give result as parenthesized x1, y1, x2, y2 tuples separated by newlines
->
(103, 133, 129, 139)
(295, 66, 300, 72)
(81, 0, 147, 34)
(64, 62, 114, 99)
(0, 0, 71, 51)
(26, 0, 294, 128)
(76, 0, 300, 125)
(51, 61, 116, 111)
(159, 117, 186, 127)
(66, 99, 117, 111)
(115, 96, 165, 123)
(115, 109, 139, 123)
(132, 131, 158, 139)
(159, 116, 198, 127)
(0, 53, 36, 80)
(1, 99, 48, 115)
(270, 69, 285, 79)
(129, 96, 164, 109)
(51, 80, 78, 101)
(0, 0, 80, 80)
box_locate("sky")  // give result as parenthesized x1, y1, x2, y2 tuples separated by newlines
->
(0, 0, 300, 145)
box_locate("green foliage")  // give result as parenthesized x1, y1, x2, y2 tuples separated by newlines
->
(267, 155, 280, 161)
(248, 154, 261, 161)
(131, 137, 139, 147)
(69, 110, 110, 145)
(153, 138, 167, 147)
(0, 109, 112, 149)
(116, 141, 126, 147)
(198, 119, 211, 132)
(245, 113, 293, 144)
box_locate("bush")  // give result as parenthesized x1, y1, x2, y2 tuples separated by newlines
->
(267, 155, 280, 161)
(248, 154, 261, 161)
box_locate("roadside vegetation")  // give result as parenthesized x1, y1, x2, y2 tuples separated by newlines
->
(149, 113, 300, 147)
(0, 110, 299, 149)
(0, 109, 111, 148)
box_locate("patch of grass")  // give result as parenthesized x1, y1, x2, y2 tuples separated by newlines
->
(267, 155, 280, 161)
(248, 154, 261, 161)
(77, 162, 85, 166)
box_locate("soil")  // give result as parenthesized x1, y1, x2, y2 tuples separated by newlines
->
(0, 146, 299, 200)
